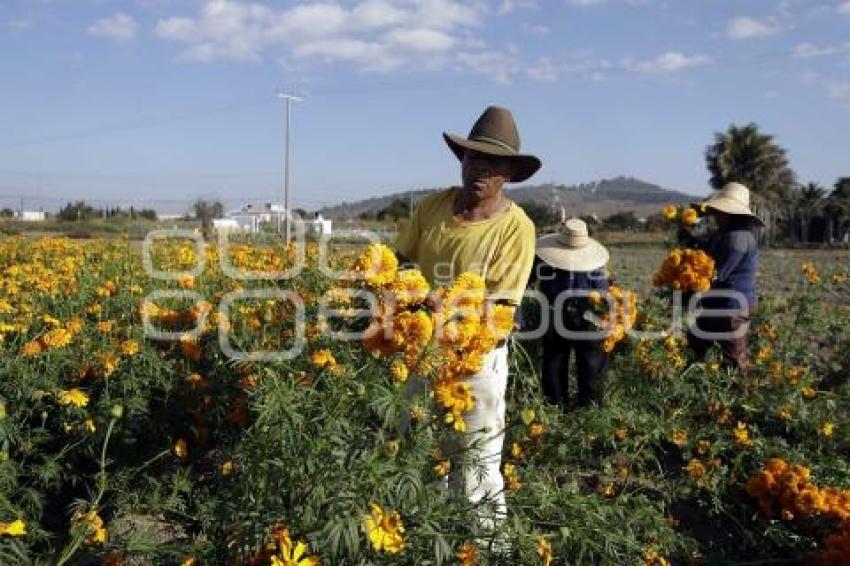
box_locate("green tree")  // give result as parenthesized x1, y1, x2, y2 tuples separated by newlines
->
(518, 201, 557, 229)
(705, 123, 797, 242)
(192, 199, 225, 239)
(825, 177, 850, 243)
(791, 183, 827, 243)
(376, 199, 410, 221)
(58, 201, 98, 221)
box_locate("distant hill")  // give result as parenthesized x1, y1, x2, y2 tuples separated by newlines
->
(318, 176, 698, 220)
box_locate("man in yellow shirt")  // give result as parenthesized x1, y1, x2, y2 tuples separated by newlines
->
(395, 106, 539, 531)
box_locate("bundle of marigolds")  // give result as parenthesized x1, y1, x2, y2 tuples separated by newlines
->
(652, 248, 715, 293)
(746, 458, 850, 522)
(589, 286, 638, 353)
(353, 244, 515, 432)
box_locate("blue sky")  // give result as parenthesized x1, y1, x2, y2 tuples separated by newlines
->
(1, 0, 849, 211)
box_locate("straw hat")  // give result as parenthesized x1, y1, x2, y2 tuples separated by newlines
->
(443, 106, 542, 183)
(700, 182, 765, 226)
(535, 218, 609, 272)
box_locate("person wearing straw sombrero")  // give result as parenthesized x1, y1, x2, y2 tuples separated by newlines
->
(531, 216, 611, 409)
(679, 182, 763, 373)
(394, 106, 540, 532)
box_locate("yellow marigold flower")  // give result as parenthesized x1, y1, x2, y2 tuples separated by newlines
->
(390, 360, 409, 383)
(21, 340, 43, 356)
(456, 542, 479, 566)
(503, 463, 522, 491)
(57, 388, 89, 408)
(269, 527, 320, 566)
(389, 269, 430, 306)
(356, 244, 399, 287)
(537, 537, 553, 566)
(685, 458, 706, 479)
(755, 345, 773, 363)
(510, 442, 524, 460)
(614, 427, 628, 441)
(802, 387, 816, 399)
(820, 422, 835, 437)
(310, 349, 337, 369)
(86, 304, 102, 315)
(661, 205, 678, 221)
(786, 366, 805, 384)
(42, 328, 72, 349)
(528, 422, 544, 439)
(364, 503, 405, 554)
(83, 419, 96, 433)
(120, 340, 140, 356)
(434, 460, 450, 477)
(96, 320, 113, 333)
(696, 440, 711, 455)
(679, 207, 699, 225)
(643, 546, 670, 566)
(179, 275, 195, 289)
(220, 460, 235, 476)
(734, 421, 752, 447)
(74, 509, 107, 544)
(801, 261, 821, 285)
(671, 429, 688, 447)
(174, 438, 189, 458)
(0, 519, 26, 537)
(65, 319, 84, 334)
(778, 405, 793, 422)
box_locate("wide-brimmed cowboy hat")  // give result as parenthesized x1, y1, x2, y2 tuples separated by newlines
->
(443, 106, 542, 183)
(697, 182, 765, 226)
(535, 218, 609, 272)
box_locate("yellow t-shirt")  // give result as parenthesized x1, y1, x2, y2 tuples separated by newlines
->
(394, 188, 536, 305)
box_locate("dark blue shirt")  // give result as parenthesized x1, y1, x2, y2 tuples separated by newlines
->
(527, 257, 609, 330)
(695, 228, 759, 312)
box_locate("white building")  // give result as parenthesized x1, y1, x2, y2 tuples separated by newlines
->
(20, 211, 45, 221)
(212, 204, 332, 236)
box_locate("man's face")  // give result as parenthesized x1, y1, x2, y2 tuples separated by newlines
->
(461, 150, 513, 199)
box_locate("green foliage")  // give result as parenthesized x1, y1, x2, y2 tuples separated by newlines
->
(0, 237, 847, 564)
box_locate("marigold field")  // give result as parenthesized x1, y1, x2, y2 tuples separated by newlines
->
(0, 234, 848, 565)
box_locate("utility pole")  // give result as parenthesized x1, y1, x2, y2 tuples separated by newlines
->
(277, 91, 303, 242)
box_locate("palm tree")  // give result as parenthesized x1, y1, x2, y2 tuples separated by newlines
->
(826, 178, 850, 243)
(705, 123, 797, 242)
(793, 182, 827, 242)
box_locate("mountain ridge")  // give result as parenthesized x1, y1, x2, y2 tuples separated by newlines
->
(317, 176, 700, 219)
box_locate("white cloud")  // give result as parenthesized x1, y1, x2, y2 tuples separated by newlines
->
(566, 0, 606, 6)
(155, 0, 484, 66)
(498, 0, 537, 14)
(527, 57, 558, 81)
(623, 51, 711, 74)
(455, 50, 521, 84)
(838, 1, 850, 15)
(293, 39, 402, 71)
(88, 12, 138, 41)
(792, 41, 850, 58)
(725, 16, 781, 40)
(385, 27, 455, 51)
(349, 0, 407, 28)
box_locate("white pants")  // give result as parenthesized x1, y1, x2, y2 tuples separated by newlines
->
(450, 345, 509, 530)
(403, 345, 509, 530)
